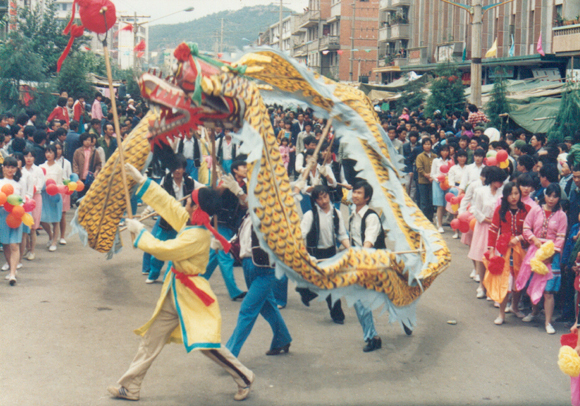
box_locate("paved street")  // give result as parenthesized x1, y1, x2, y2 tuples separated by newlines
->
(0, 211, 571, 405)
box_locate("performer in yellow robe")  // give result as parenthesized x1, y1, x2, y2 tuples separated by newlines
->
(107, 164, 254, 402)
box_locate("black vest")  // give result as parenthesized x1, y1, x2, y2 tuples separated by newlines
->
(177, 137, 201, 167)
(250, 228, 271, 268)
(158, 175, 195, 231)
(306, 207, 340, 250)
(217, 137, 237, 163)
(350, 208, 387, 249)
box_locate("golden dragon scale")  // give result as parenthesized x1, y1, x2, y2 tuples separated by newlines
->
(76, 45, 450, 328)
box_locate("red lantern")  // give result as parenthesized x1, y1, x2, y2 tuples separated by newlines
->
(6, 213, 22, 228)
(46, 184, 59, 196)
(1, 184, 14, 196)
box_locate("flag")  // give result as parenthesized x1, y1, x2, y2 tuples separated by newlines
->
(322, 50, 329, 55)
(134, 39, 146, 52)
(508, 34, 515, 57)
(121, 23, 133, 32)
(462, 42, 466, 62)
(485, 38, 497, 58)
(537, 32, 545, 56)
(337, 50, 343, 55)
(137, 51, 144, 58)
(364, 49, 371, 53)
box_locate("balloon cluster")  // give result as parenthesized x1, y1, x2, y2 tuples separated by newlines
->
(484, 150, 509, 169)
(450, 210, 475, 234)
(444, 187, 464, 212)
(45, 174, 85, 197)
(0, 184, 35, 229)
(436, 160, 455, 191)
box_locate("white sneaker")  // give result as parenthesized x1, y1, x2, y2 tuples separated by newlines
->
(437, 227, 444, 233)
(522, 313, 536, 322)
(16, 263, 22, 269)
(473, 274, 481, 282)
(505, 304, 512, 313)
(494, 316, 504, 325)
(546, 323, 556, 334)
(452, 232, 459, 239)
(1, 263, 9, 271)
(493, 301, 500, 308)
(476, 287, 486, 299)
(48, 245, 57, 252)
(26, 252, 35, 261)
(145, 278, 157, 284)
(469, 269, 476, 279)
(59, 238, 66, 245)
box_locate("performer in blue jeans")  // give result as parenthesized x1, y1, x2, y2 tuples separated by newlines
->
(226, 215, 292, 357)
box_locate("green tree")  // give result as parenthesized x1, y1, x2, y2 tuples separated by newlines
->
(424, 63, 465, 118)
(56, 53, 94, 100)
(548, 81, 580, 143)
(396, 74, 426, 115)
(485, 71, 511, 130)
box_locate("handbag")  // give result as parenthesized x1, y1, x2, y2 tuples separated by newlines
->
(84, 149, 97, 189)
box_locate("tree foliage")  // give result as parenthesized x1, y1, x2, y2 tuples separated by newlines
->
(396, 75, 427, 115)
(485, 71, 511, 130)
(424, 63, 465, 118)
(548, 82, 580, 143)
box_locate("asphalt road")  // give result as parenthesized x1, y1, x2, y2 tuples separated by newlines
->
(0, 211, 571, 406)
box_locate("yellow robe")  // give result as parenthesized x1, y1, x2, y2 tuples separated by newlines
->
(132, 179, 221, 352)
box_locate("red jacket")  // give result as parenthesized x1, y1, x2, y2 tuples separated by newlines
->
(73, 100, 85, 122)
(487, 204, 531, 249)
(47, 106, 69, 124)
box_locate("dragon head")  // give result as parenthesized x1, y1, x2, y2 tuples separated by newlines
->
(139, 42, 244, 146)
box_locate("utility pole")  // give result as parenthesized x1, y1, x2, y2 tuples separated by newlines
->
(441, 0, 513, 108)
(220, 18, 224, 53)
(349, 1, 355, 82)
(134, 12, 138, 70)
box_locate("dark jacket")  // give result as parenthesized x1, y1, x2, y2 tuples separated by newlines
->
(65, 131, 81, 163)
(176, 137, 201, 167)
(159, 174, 195, 231)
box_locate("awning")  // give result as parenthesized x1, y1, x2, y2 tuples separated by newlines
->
(372, 66, 401, 73)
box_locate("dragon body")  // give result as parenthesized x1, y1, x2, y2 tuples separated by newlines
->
(77, 44, 450, 326)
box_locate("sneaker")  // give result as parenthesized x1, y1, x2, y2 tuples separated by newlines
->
(494, 316, 504, 325)
(505, 305, 512, 313)
(8, 275, 16, 286)
(513, 310, 525, 318)
(476, 287, 486, 299)
(59, 238, 66, 245)
(493, 301, 500, 308)
(26, 252, 35, 261)
(234, 372, 254, 401)
(473, 274, 481, 282)
(48, 245, 57, 252)
(141, 271, 149, 275)
(1, 263, 9, 271)
(145, 278, 157, 284)
(452, 232, 459, 239)
(5, 271, 17, 280)
(522, 313, 536, 322)
(546, 323, 556, 334)
(16, 263, 22, 269)
(469, 269, 476, 279)
(107, 386, 139, 401)
(437, 227, 444, 233)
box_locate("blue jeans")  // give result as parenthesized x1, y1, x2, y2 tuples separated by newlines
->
(354, 300, 378, 341)
(186, 159, 198, 181)
(417, 183, 433, 222)
(204, 225, 244, 299)
(226, 258, 292, 357)
(272, 274, 288, 307)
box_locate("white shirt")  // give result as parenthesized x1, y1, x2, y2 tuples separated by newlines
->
(56, 156, 72, 180)
(349, 205, 381, 247)
(295, 152, 307, 174)
(0, 177, 28, 199)
(447, 164, 466, 187)
(301, 164, 337, 194)
(22, 165, 45, 196)
(458, 179, 482, 215)
(40, 162, 64, 185)
(301, 205, 348, 249)
(222, 138, 234, 161)
(459, 163, 484, 192)
(182, 138, 195, 160)
(173, 178, 184, 201)
(469, 185, 502, 223)
(430, 157, 452, 183)
(238, 215, 253, 259)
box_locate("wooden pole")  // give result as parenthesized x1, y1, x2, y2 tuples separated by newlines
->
(100, 7, 135, 243)
(210, 128, 218, 229)
(119, 196, 188, 232)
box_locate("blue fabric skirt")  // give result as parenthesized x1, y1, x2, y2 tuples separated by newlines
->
(41, 190, 63, 223)
(0, 209, 23, 245)
(432, 181, 445, 207)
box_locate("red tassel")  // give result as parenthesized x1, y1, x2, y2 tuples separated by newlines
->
(57, 24, 85, 72)
(63, 0, 78, 35)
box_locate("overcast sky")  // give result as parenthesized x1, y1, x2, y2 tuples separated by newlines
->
(112, 0, 309, 25)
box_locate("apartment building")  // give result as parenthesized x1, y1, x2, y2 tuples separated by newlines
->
(552, 0, 580, 80)
(375, 0, 569, 84)
(292, 0, 380, 82)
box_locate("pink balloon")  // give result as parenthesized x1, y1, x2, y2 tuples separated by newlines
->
(458, 211, 471, 223)
(440, 164, 449, 174)
(450, 219, 460, 230)
(496, 150, 508, 162)
(437, 174, 446, 183)
(22, 198, 36, 212)
(46, 179, 56, 186)
(486, 157, 497, 166)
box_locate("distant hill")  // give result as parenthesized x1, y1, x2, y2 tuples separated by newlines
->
(149, 4, 294, 55)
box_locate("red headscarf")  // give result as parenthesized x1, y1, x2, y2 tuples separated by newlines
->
(190, 189, 231, 253)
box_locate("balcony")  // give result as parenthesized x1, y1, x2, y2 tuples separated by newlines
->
(379, 0, 390, 10)
(407, 47, 429, 66)
(298, 9, 320, 29)
(378, 26, 390, 42)
(330, 2, 341, 20)
(307, 39, 320, 52)
(380, 0, 411, 10)
(319, 35, 340, 50)
(390, 23, 409, 40)
(553, 24, 580, 54)
(293, 43, 308, 57)
(394, 56, 408, 67)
